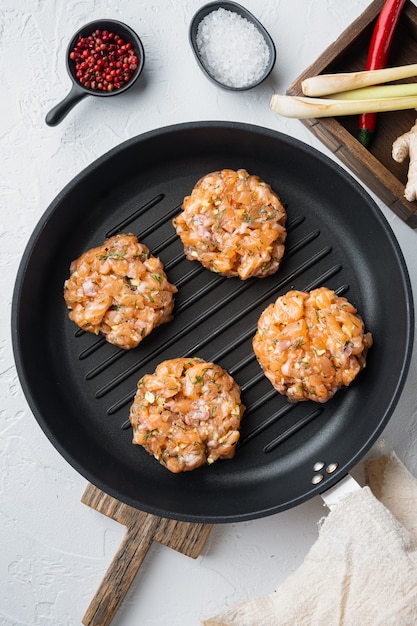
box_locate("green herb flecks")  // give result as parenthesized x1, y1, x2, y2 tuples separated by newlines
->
(99, 252, 126, 261)
(151, 273, 164, 284)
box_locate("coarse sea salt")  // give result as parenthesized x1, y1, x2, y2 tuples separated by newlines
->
(196, 8, 270, 89)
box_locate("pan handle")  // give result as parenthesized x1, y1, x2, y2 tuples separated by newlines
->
(321, 474, 361, 510)
(81, 514, 161, 626)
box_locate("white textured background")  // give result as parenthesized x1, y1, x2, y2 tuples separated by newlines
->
(1, 1, 417, 624)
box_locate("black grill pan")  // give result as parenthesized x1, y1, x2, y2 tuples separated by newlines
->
(12, 122, 414, 522)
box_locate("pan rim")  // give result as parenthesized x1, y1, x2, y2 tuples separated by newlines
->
(11, 121, 414, 522)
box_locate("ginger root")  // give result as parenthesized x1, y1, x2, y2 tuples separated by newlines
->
(392, 119, 417, 202)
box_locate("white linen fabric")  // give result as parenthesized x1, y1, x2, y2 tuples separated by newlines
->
(204, 453, 417, 626)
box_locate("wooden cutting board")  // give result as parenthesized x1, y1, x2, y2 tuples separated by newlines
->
(81, 483, 213, 626)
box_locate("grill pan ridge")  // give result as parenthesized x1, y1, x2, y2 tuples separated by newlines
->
(12, 122, 414, 522)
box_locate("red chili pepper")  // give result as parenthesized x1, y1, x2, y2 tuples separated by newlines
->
(358, 0, 406, 148)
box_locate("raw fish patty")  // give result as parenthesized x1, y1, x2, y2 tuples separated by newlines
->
(173, 169, 287, 279)
(253, 287, 373, 403)
(64, 233, 177, 350)
(129, 357, 245, 473)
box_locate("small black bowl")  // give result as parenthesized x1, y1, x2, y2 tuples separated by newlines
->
(189, 1, 276, 91)
(46, 19, 145, 126)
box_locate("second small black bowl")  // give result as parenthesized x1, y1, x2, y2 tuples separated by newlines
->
(189, 1, 276, 91)
(46, 19, 145, 126)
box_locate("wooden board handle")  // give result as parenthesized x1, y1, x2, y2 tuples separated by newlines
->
(81, 483, 213, 625)
(82, 513, 160, 626)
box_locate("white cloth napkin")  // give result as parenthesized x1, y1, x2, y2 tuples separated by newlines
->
(204, 453, 417, 626)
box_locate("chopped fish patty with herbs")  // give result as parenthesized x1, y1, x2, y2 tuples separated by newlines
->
(173, 169, 287, 279)
(129, 358, 245, 473)
(64, 233, 177, 350)
(253, 287, 373, 403)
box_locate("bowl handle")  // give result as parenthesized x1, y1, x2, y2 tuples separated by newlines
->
(45, 83, 87, 126)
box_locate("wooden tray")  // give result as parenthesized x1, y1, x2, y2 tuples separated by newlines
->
(286, 0, 417, 229)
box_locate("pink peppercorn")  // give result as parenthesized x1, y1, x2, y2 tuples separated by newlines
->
(69, 28, 139, 91)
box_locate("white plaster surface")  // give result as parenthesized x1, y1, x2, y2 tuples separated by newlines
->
(1, 1, 417, 624)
